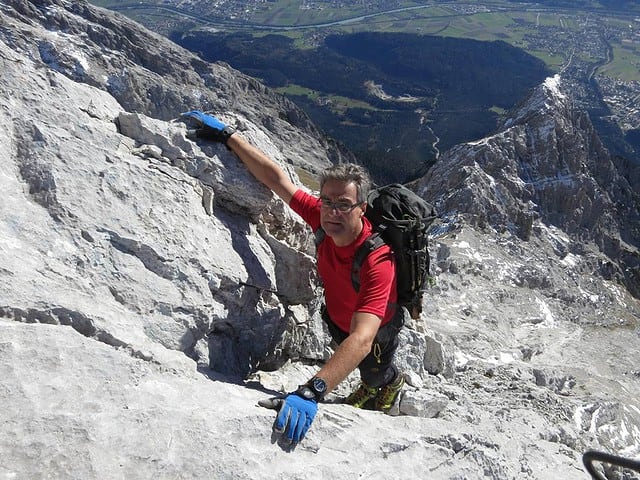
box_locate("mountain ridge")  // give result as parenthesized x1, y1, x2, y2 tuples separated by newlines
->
(2, 0, 355, 177)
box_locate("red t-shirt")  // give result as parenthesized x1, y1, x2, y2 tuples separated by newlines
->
(290, 189, 397, 333)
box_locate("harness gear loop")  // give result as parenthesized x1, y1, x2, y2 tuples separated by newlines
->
(373, 342, 382, 364)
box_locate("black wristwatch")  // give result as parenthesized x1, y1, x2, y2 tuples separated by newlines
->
(296, 377, 327, 401)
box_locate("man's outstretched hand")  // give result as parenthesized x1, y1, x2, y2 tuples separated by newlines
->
(259, 393, 318, 447)
(181, 110, 236, 144)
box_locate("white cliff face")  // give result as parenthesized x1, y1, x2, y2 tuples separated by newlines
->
(0, 36, 312, 372)
(1, 1, 639, 479)
(1, 0, 352, 175)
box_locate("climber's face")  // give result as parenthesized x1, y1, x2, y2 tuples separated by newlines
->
(319, 179, 366, 247)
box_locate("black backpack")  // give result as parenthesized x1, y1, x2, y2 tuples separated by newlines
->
(316, 183, 437, 319)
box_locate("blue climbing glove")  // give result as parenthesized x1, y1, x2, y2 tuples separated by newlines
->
(274, 393, 318, 443)
(181, 110, 236, 144)
(259, 392, 318, 444)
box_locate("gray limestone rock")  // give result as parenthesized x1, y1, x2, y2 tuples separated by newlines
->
(399, 389, 450, 418)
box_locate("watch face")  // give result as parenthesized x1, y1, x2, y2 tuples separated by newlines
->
(312, 377, 327, 395)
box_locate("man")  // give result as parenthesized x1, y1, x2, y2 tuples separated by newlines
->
(182, 111, 406, 445)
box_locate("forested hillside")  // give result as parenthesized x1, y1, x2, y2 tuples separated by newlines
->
(173, 30, 551, 183)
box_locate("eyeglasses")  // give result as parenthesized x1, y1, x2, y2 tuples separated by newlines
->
(320, 198, 363, 213)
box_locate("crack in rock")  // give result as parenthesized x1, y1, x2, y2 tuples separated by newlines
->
(102, 228, 186, 282)
(0, 306, 154, 363)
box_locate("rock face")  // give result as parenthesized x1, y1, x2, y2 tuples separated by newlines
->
(1, 1, 639, 479)
(1, 0, 353, 176)
(417, 76, 640, 298)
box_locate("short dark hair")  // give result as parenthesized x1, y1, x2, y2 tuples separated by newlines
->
(319, 163, 372, 203)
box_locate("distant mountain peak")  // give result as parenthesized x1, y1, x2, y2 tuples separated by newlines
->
(504, 74, 569, 129)
(542, 74, 566, 100)
(418, 70, 639, 296)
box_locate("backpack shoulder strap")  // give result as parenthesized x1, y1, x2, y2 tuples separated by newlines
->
(314, 227, 326, 247)
(316, 228, 387, 293)
(351, 233, 386, 292)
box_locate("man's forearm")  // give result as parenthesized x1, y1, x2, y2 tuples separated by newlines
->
(226, 134, 296, 203)
(314, 332, 372, 393)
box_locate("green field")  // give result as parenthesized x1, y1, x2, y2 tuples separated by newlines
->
(274, 85, 378, 114)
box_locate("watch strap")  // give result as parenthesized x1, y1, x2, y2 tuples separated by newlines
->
(295, 385, 318, 402)
(295, 376, 328, 401)
(221, 125, 236, 144)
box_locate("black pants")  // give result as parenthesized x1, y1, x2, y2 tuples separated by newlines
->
(322, 305, 406, 388)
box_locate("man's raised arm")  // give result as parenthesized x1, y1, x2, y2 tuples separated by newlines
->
(182, 110, 297, 204)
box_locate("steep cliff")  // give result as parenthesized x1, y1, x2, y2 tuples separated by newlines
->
(1, 1, 639, 479)
(1, 0, 354, 175)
